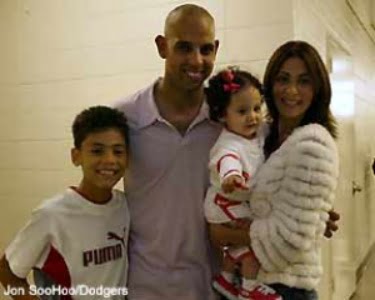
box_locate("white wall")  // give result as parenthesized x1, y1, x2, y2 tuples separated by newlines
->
(1, 1, 374, 300)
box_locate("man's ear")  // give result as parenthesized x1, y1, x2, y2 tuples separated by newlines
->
(214, 40, 220, 55)
(218, 116, 226, 124)
(71, 148, 81, 167)
(155, 35, 167, 59)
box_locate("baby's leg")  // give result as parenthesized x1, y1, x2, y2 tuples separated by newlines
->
(222, 250, 237, 275)
(239, 249, 259, 293)
(212, 250, 239, 300)
(238, 249, 282, 300)
(241, 250, 260, 279)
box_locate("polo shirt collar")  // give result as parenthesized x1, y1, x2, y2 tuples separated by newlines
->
(136, 78, 210, 129)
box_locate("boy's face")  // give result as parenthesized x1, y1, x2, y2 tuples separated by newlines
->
(71, 128, 127, 194)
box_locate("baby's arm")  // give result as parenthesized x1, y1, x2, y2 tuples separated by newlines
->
(216, 152, 248, 193)
(0, 256, 38, 300)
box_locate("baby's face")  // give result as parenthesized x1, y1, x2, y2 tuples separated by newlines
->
(222, 85, 263, 139)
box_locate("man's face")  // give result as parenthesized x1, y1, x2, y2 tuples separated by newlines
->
(157, 15, 219, 91)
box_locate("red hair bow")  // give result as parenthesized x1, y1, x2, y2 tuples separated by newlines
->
(222, 69, 240, 92)
(223, 82, 241, 92)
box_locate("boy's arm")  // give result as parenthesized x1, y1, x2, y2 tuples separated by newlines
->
(1, 208, 50, 300)
(0, 255, 38, 300)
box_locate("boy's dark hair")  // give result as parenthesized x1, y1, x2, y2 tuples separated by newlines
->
(205, 67, 263, 122)
(72, 106, 128, 149)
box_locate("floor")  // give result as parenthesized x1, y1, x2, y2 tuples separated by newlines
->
(351, 249, 375, 299)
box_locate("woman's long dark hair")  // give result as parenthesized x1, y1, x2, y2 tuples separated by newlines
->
(263, 41, 337, 158)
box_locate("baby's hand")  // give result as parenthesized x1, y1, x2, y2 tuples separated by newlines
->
(221, 175, 248, 193)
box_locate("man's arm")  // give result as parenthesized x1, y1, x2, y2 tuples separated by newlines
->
(0, 255, 38, 300)
(208, 223, 250, 248)
(209, 212, 339, 248)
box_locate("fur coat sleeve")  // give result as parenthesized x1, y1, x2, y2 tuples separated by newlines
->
(249, 124, 339, 272)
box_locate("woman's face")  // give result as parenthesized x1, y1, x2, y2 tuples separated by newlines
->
(272, 57, 314, 125)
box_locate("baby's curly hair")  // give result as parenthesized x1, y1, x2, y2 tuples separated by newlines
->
(205, 67, 263, 122)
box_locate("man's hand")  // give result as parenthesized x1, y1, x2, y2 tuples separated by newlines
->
(221, 175, 247, 193)
(324, 210, 340, 238)
(234, 218, 252, 230)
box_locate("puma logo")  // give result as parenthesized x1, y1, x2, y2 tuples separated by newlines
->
(107, 227, 126, 248)
(83, 227, 127, 267)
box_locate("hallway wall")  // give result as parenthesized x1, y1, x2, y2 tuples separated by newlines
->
(0, 1, 374, 300)
(293, 0, 375, 299)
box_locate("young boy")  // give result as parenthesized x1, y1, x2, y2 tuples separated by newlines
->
(0, 106, 130, 299)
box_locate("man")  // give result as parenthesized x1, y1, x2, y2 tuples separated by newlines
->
(115, 4, 221, 300)
(115, 4, 339, 299)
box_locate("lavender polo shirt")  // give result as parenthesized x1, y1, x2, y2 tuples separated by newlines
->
(115, 80, 221, 300)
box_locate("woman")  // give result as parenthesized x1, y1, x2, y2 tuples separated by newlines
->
(209, 41, 339, 300)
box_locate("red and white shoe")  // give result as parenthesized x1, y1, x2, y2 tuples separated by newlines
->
(212, 274, 239, 300)
(238, 284, 282, 300)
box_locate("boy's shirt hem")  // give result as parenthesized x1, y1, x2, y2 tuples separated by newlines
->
(5, 188, 130, 298)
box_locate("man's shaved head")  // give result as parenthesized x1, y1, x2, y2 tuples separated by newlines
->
(164, 4, 215, 37)
(155, 3, 219, 92)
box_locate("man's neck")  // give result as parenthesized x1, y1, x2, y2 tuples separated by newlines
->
(154, 79, 205, 135)
(157, 78, 204, 110)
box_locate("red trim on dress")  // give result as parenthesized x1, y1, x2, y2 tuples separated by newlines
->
(213, 194, 242, 220)
(225, 248, 255, 263)
(222, 169, 240, 179)
(242, 171, 250, 182)
(216, 154, 240, 173)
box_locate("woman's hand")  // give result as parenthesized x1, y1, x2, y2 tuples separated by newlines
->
(324, 209, 340, 238)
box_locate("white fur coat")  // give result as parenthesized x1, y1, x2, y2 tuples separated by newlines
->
(249, 124, 339, 290)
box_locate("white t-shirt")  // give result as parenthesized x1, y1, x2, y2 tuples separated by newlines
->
(5, 188, 130, 300)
